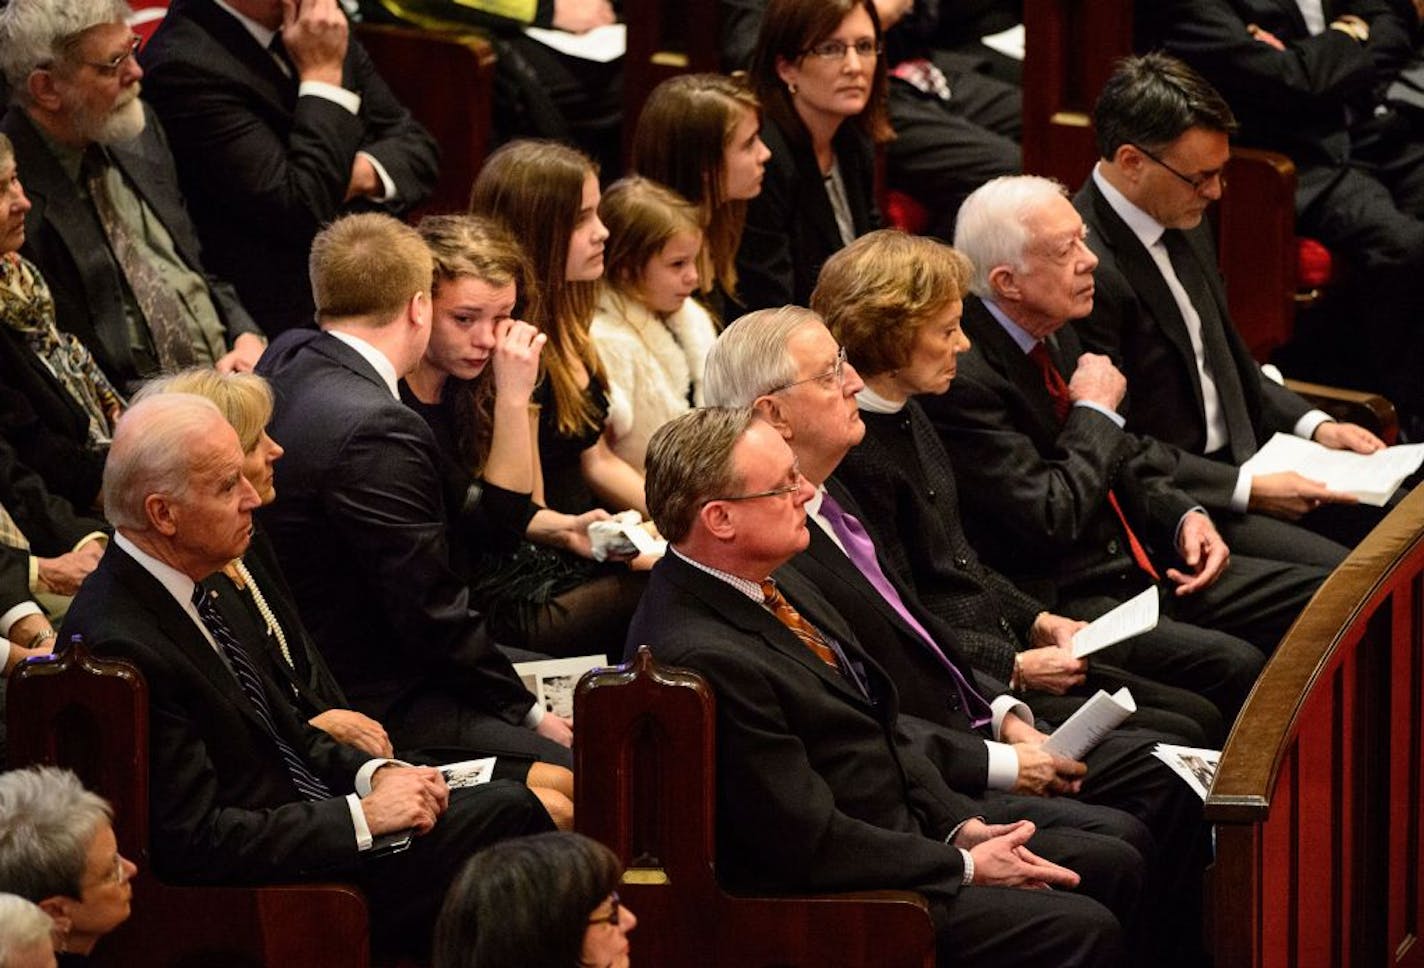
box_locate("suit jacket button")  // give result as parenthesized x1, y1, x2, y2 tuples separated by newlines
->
(927, 488, 936, 500)
(1107, 539, 1120, 555)
(954, 556, 969, 568)
(999, 618, 1012, 633)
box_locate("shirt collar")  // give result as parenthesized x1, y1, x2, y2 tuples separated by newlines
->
(855, 385, 905, 414)
(113, 531, 199, 612)
(210, 0, 277, 49)
(670, 546, 765, 603)
(1092, 163, 1166, 250)
(981, 297, 1041, 354)
(328, 330, 401, 399)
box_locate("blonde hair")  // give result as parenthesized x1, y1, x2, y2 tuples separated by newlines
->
(599, 177, 703, 304)
(633, 74, 761, 303)
(309, 213, 433, 326)
(811, 229, 973, 378)
(136, 367, 273, 453)
(469, 140, 604, 436)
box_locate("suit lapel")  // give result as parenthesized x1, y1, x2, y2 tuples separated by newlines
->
(786, 129, 847, 260)
(175, 0, 300, 109)
(962, 296, 1063, 439)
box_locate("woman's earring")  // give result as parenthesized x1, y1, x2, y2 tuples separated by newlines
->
(787, 82, 798, 95)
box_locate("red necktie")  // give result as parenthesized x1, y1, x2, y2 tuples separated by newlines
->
(1027, 342, 1161, 582)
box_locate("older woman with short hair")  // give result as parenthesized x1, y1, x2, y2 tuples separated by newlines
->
(0, 767, 136, 965)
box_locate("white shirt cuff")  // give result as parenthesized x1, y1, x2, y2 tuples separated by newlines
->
(298, 80, 361, 114)
(984, 739, 1021, 791)
(522, 701, 546, 728)
(347, 793, 373, 851)
(354, 757, 403, 796)
(1231, 469, 1253, 514)
(1072, 400, 1126, 428)
(990, 694, 1034, 740)
(958, 847, 975, 885)
(1295, 410, 1333, 441)
(357, 150, 397, 203)
(0, 600, 42, 638)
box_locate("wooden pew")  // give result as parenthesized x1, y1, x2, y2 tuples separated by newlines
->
(1206, 482, 1424, 966)
(620, 0, 722, 162)
(354, 22, 497, 216)
(7, 639, 370, 968)
(574, 646, 937, 968)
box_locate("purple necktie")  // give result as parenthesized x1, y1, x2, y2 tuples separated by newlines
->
(818, 491, 993, 729)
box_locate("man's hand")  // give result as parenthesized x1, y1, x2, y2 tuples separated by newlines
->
(1066, 353, 1127, 412)
(7, 614, 53, 653)
(362, 765, 448, 836)
(216, 333, 266, 374)
(281, 0, 348, 86)
(1313, 421, 1385, 454)
(310, 709, 394, 758)
(1168, 511, 1229, 596)
(551, 0, 615, 33)
(1016, 646, 1087, 695)
(1011, 742, 1086, 796)
(491, 319, 547, 405)
(344, 155, 381, 203)
(955, 820, 1082, 890)
(1246, 22, 1286, 49)
(1248, 470, 1357, 521)
(1028, 611, 1088, 651)
(37, 541, 104, 596)
(535, 712, 574, 747)
(4, 640, 51, 677)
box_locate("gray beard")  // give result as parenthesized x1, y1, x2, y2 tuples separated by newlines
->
(78, 91, 146, 146)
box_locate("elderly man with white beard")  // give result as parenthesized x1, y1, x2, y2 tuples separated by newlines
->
(0, 0, 265, 393)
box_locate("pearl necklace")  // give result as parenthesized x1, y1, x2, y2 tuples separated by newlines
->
(231, 559, 294, 671)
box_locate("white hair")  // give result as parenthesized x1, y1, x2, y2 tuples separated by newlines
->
(0, 768, 111, 903)
(703, 306, 820, 406)
(953, 175, 1069, 298)
(102, 393, 225, 532)
(0, 893, 55, 966)
(0, 0, 132, 106)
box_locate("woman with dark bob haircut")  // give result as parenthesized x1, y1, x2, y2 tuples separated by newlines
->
(433, 832, 635, 968)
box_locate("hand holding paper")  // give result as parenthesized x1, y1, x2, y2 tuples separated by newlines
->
(1043, 687, 1137, 760)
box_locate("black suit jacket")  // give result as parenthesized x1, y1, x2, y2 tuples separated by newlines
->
(0, 106, 260, 388)
(59, 543, 370, 884)
(735, 116, 880, 312)
(922, 297, 1196, 604)
(255, 330, 535, 745)
(1072, 176, 1311, 510)
(139, 0, 439, 334)
(626, 552, 977, 901)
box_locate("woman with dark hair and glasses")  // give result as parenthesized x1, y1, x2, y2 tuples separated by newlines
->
(433, 831, 635, 968)
(737, 0, 893, 311)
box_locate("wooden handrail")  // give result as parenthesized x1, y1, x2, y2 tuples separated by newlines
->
(1205, 482, 1424, 965)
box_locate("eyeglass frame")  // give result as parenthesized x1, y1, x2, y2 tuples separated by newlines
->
(81, 851, 130, 892)
(77, 35, 143, 76)
(704, 467, 806, 505)
(1129, 143, 1226, 194)
(802, 38, 882, 61)
(765, 345, 848, 395)
(588, 891, 622, 927)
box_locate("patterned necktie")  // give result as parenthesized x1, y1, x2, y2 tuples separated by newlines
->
(1027, 341, 1161, 582)
(819, 492, 993, 728)
(761, 579, 842, 671)
(84, 147, 196, 372)
(191, 581, 332, 801)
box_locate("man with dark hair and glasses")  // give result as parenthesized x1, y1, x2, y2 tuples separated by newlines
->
(1074, 52, 1394, 556)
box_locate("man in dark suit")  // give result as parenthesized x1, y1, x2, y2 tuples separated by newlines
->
(60, 392, 553, 956)
(939, 175, 1331, 721)
(632, 406, 1135, 967)
(1137, 0, 1424, 428)
(139, 0, 439, 335)
(0, 0, 266, 391)
(1074, 52, 1390, 555)
(257, 213, 571, 766)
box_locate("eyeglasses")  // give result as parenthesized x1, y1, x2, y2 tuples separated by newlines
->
(83, 852, 130, 891)
(1130, 144, 1226, 194)
(81, 35, 142, 76)
(804, 39, 881, 61)
(767, 346, 848, 395)
(588, 892, 621, 927)
(705, 469, 806, 504)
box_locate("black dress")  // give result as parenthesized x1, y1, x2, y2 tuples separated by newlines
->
(532, 374, 611, 514)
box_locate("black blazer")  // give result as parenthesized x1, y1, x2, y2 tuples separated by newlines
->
(922, 297, 1196, 604)
(59, 543, 370, 885)
(255, 330, 535, 747)
(0, 106, 260, 388)
(140, 0, 439, 334)
(735, 116, 880, 312)
(625, 552, 977, 901)
(1071, 176, 1311, 510)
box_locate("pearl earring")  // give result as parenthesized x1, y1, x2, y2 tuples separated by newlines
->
(788, 82, 798, 95)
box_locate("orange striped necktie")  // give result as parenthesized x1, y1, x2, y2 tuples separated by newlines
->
(761, 579, 842, 670)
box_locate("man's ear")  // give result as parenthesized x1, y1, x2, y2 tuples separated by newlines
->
(408, 290, 430, 329)
(144, 493, 178, 537)
(699, 500, 737, 542)
(752, 395, 794, 440)
(1111, 143, 1148, 182)
(26, 69, 64, 114)
(987, 264, 1020, 303)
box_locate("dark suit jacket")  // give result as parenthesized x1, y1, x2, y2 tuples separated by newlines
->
(626, 552, 977, 901)
(0, 106, 260, 389)
(1072, 176, 1311, 510)
(922, 297, 1196, 604)
(59, 543, 370, 884)
(1136, 0, 1414, 208)
(255, 330, 535, 746)
(735, 116, 880, 312)
(139, 0, 439, 334)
